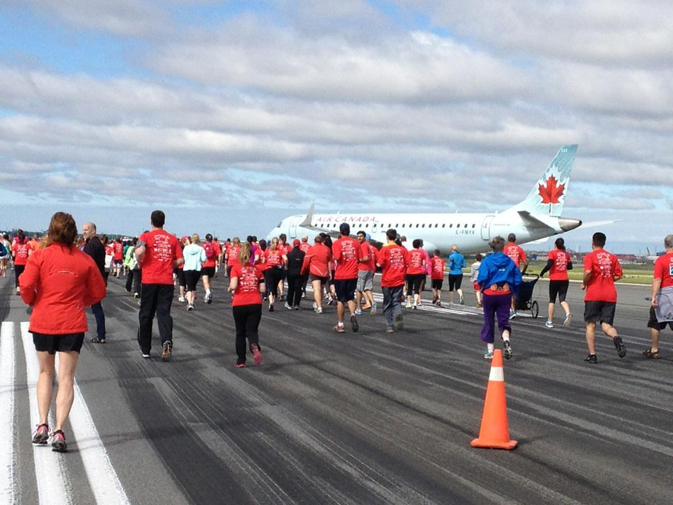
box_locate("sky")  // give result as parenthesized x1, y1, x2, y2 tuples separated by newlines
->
(0, 0, 671, 253)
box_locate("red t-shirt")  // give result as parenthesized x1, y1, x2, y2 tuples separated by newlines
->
(332, 236, 361, 280)
(406, 249, 425, 275)
(113, 242, 123, 260)
(430, 257, 445, 280)
(379, 244, 409, 287)
(304, 243, 331, 277)
(139, 230, 183, 285)
(265, 248, 284, 267)
(548, 249, 571, 281)
(202, 241, 218, 268)
(654, 252, 673, 289)
(358, 242, 375, 272)
(227, 244, 241, 266)
(504, 243, 527, 270)
(231, 263, 264, 306)
(583, 249, 622, 302)
(12, 240, 30, 266)
(299, 242, 311, 254)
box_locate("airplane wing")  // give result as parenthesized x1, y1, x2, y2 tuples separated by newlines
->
(517, 211, 556, 230)
(579, 220, 620, 229)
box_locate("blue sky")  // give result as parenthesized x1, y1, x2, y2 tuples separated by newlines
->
(1, 0, 672, 252)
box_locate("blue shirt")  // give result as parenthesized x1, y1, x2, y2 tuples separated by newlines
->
(448, 251, 466, 275)
(183, 244, 206, 271)
(477, 252, 522, 291)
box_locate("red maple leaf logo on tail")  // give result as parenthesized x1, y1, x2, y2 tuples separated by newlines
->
(538, 175, 565, 204)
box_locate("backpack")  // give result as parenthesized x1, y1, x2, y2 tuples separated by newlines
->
(203, 242, 215, 260)
(0, 242, 6, 257)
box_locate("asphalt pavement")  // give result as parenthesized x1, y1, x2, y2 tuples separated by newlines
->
(1, 272, 672, 505)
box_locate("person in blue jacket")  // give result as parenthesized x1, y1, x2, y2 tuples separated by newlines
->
(448, 245, 466, 304)
(477, 236, 522, 360)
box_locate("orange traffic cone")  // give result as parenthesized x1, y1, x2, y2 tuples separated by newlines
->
(471, 349, 518, 450)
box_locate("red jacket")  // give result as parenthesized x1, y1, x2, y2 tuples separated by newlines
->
(20, 243, 107, 335)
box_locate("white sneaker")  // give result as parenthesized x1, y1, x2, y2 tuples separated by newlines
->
(405, 300, 412, 309)
(285, 302, 292, 310)
(563, 313, 572, 326)
(178, 296, 186, 303)
(354, 308, 362, 316)
(316, 307, 323, 314)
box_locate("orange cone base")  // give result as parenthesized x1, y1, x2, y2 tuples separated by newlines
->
(470, 438, 518, 450)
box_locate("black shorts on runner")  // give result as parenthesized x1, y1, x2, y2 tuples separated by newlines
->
(184, 270, 201, 292)
(406, 274, 425, 295)
(333, 278, 358, 303)
(549, 280, 569, 303)
(647, 306, 673, 331)
(448, 274, 463, 292)
(431, 279, 443, 290)
(33, 332, 85, 355)
(201, 266, 216, 279)
(114, 259, 123, 265)
(584, 301, 616, 325)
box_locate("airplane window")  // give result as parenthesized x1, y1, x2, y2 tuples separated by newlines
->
(449, 224, 453, 228)
(416, 224, 419, 228)
(435, 224, 438, 228)
(464, 224, 468, 228)
(365, 224, 369, 228)
(472, 224, 476, 228)
(422, 224, 425, 228)
(442, 224, 445, 228)
(457, 224, 460, 228)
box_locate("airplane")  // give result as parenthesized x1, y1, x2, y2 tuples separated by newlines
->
(267, 145, 582, 255)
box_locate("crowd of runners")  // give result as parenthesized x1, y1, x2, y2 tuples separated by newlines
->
(3, 211, 673, 451)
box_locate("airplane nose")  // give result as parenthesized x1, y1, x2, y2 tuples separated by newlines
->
(559, 218, 582, 232)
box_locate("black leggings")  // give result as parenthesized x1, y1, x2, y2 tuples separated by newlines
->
(232, 304, 262, 365)
(15, 264, 25, 288)
(287, 273, 307, 307)
(263, 267, 284, 299)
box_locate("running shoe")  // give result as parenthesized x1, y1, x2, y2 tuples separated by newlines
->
(315, 307, 323, 314)
(32, 423, 49, 445)
(584, 354, 598, 364)
(503, 340, 513, 360)
(431, 296, 438, 305)
(394, 313, 404, 331)
(362, 302, 372, 310)
(234, 362, 246, 369)
(187, 304, 194, 311)
(545, 321, 554, 329)
(476, 302, 482, 308)
(459, 294, 465, 305)
(134, 292, 139, 298)
(294, 306, 300, 311)
(405, 300, 412, 309)
(161, 341, 172, 362)
(269, 304, 274, 312)
(613, 336, 627, 358)
(436, 301, 442, 308)
(370, 302, 377, 315)
(178, 296, 185, 303)
(51, 430, 67, 453)
(285, 302, 292, 310)
(90, 337, 106, 344)
(350, 314, 359, 332)
(563, 313, 572, 326)
(386, 327, 394, 333)
(251, 343, 262, 365)
(484, 349, 494, 360)
(312, 302, 318, 310)
(412, 304, 417, 310)
(642, 349, 660, 359)
(354, 308, 362, 316)
(509, 311, 517, 319)
(333, 324, 345, 333)
(207, 293, 213, 304)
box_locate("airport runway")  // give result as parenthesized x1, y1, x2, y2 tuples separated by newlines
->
(1, 272, 672, 505)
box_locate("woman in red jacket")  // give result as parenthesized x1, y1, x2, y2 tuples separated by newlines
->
(20, 212, 106, 452)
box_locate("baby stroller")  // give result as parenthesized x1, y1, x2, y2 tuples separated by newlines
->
(515, 274, 540, 318)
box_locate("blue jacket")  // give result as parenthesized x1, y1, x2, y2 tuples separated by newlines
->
(448, 251, 466, 275)
(477, 252, 522, 291)
(183, 244, 206, 271)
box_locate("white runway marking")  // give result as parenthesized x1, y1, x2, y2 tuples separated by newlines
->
(0, 322, 17, 505)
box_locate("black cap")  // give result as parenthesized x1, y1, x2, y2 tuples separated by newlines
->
(339, 223, 350, 235)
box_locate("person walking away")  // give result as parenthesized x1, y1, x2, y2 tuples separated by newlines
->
(644, 234, 673, 358)
(124, 238, 138, 292)
(112, 238, 124, 277)
(20, 212, 106, 452)
(277, 233, 289, 301)
(477, 236, 521, 360)
(504, 233, 528, 318)
(82, 222, 107, 344)
(11, 230, 30, 295)
(378, 229, 409, 332)
(406, 239, 426, 309)
(102, 236, 113, 285)
(286, 239, 306, 310)
(302, 234, 331, 314)
(0, 233, 11, 277)
(470, 254, 483, 308)
(135, 210, 184, 361)
(540, 237, 573, 328)
(226, 237, 241, 279)
(448, 245, 466, 305)
(175, 236, 189, 302)
(228, 243, 265, 368)
(263, 238, 287, 312)
(0, 239, 9, 278)
(430, 249, 445, 306)
(331, 223, 362, 333)
(581, 232, 626, 364)
(201, 234, 217, 304)
(355, 231, 377, 315)
(183, 234, 207, 311)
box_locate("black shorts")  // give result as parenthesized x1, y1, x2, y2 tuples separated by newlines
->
(549, 280, 569, 303)
(184, 270, 201, 292)
(647, 306, 673, 331)
(201, 266, 216, 279)
(333, 278, 358, 303)
(176, 269, 186, 288)
(33, 332, 84, 355)
(431, 279, 443, 290)
(406, 274, 425, 295)
(448, 274, 463, 292)
(584, 301, 616, 325)
(114, 259, 123, 265)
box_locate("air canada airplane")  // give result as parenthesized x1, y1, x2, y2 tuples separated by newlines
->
(267, 145, 582, 255)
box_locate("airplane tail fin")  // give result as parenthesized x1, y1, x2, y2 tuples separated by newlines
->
(513, 145, 577, 217)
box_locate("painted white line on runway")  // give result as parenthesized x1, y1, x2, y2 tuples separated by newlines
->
(0, 322, 17, 505)
(20, 322, 73, 505)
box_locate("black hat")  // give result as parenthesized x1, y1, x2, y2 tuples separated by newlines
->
(339, 223, 350, 234)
